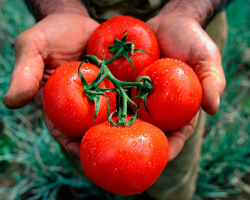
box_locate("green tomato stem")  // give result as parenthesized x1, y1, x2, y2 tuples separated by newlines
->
(79, 32, 152, 127)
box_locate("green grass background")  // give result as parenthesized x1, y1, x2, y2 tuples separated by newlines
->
(0, 0, 250, 199)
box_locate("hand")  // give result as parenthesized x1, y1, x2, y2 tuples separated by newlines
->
(147, 13, 226, 161)
(3, 11, 99, 158)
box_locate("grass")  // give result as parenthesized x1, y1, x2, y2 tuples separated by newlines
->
(0, 0, 250, 199)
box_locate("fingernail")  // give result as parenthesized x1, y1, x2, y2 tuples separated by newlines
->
(215, 96, 220, 113)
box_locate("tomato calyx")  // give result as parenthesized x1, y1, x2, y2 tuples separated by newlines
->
(78, 54, 152, 127)
(105, 31, 151, 73)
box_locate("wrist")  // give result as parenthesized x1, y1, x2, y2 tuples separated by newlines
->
(25, 0, 90, 21)
(157, 0, 230, 27)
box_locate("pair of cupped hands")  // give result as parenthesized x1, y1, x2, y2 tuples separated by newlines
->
(3, 8, 225, 161)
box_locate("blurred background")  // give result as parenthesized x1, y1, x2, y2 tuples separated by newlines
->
(0, 0, 250, 199)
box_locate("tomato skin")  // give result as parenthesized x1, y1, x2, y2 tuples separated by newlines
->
(43, 62, 116, 137)
(87, 16, 159, 82)
(133, 58, 202, 132)
(80, 117, 169, 195)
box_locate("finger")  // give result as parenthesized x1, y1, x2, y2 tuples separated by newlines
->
(166, 112, 199, 161)
(194, 46, 226, 115)
(3, 29, 46, 109)
(42, 109, 81, 159)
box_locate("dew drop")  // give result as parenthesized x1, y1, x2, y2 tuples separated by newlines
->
(132, 141, 137, 146)
(90, 148, 95, 154)
(169, 76, 174, 80)
(148, 143, 153, 148)
(67, 80, 71, 85)
(113, 168, 117, 174)
(143, 133, 148, 138)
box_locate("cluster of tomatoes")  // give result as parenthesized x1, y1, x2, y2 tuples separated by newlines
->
(43, 16, 202, 195)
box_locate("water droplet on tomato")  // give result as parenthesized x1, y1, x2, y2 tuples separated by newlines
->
(90, 148, 95, 154)
(121, 136, 124, 139)
(169, 76, 174, 80)
(164, 92, 169, 99)
(132, 141, 137, 146)
(143, 133, 148, 138)
(64, 70, 68, 74)
(190, 90, 194, 95)
(181, 74, 185, 78)
(113, 168, 117, 174)
(122, 141, 126, 145)
(148, 143, 153, 148)
(130, 135, 134, 138)
(138, 138, 142, 143)
(67, 81, 71, 85)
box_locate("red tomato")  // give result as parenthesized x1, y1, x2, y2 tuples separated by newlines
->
(87, 16, 159, 82)
(43, 62, 116, 137)
(80, 117, 169, 195)
(132, 58, 202, 131)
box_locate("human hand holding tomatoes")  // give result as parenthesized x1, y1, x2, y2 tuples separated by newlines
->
(146, 11, 226, 160)
(3, 7, 99, 157)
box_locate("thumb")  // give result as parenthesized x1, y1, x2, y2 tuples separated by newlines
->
(3, 29, 46, 109)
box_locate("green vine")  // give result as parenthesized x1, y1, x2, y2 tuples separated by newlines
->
(78, 31, 152, 127)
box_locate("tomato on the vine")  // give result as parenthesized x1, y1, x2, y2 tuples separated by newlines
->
(80, 117, 169, 195)
(132, 58, 202, 131)
(87, 16, 159, 82)
(43, 62, 116, 137)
